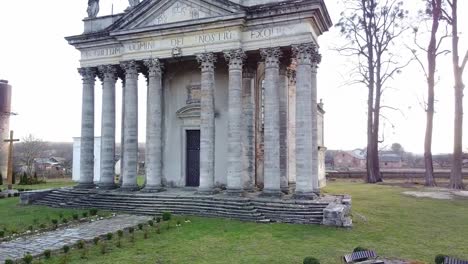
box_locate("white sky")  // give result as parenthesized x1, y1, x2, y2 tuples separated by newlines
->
(0, 0, 466, 154)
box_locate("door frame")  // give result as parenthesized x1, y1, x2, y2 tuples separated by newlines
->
(180, 125, 200, 187)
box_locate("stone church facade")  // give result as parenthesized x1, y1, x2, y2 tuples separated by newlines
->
(67, 0, 331, 199)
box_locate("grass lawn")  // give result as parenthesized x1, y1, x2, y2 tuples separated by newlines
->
(0, 197, 89, 236)
(33, 181, 468, 264)
(10, 178, 76, 190)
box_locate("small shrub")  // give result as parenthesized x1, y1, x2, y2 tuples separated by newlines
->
(0, 230, 4, 237)
(63, 245, 70, 253)
(144, 230, 149, 239)
(44, 249, 52, 259)
(77, 240, 85, 249)
(106, 232, 113, 240)
(100, 243, 107, 254)
(13, 193, 19, 197)
(89, 208, 98, 216)
(33, 218, 39, 224)
(148, 220, 154, 226)
(116, 240, 122, 248)
(303, 257, 320, 264)
(4, 259, 13, 264)
(93, 237, 100, 245)
(72, 213, 79, 220)
(128, 227, 134, 234)
(22, 253, 33, 264)
(138, 223, 143, 230)
(7, 194, 11, 198)
(117, 230, 124, 238)
(156, 227, 161, 234)
(59, 212, 64, 219)
(435, 255, 447, 264)
(80, 249, 88, 259)
(28, 225, 33, 231)
(353, 246, 368, 252)
(155, 217, 161, 223)
(82, 212, 88, 218)
(62, 218, 68, 224)
(176, 220, 181, 226)
(51, 219, 58, 225)
(39, 223, 46, 229)
(162, 212, 171, 221)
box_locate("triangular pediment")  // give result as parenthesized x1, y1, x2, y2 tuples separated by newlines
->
(117, 0, 243, 30)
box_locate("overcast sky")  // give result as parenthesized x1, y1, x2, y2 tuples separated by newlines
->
(0, 0, 467, 154)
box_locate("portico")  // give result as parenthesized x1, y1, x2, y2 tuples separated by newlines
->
(68, 0, 331, 198)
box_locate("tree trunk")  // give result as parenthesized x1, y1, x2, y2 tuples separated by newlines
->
(449, 0, 465, 189)
(424, 0, 441, 187)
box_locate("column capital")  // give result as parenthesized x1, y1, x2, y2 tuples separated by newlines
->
(196, 52, 217, 72)
(224, 49, 246, 71)
(144, 58, 163, 77)
(98, 65, 118, 82)
(260, 47, 282, 69)
(292, 43, 321, 65)
(78, 67, 97, 83)
(120, 60, 139, 79)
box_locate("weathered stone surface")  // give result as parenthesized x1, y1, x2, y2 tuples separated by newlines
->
(20, 189, 54, 205)
(322, 199, 352, 228)
(0, 215, 150, 262)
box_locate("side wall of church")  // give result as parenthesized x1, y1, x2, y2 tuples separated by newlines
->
(162, 60, 229, 187)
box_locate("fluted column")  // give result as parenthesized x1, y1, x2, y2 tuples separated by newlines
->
(287, 69, 297, 185)
(196, 53, 216, 194)
(242, 65, 256, 192)
(77, 67, 97, 189)
(119, 79, 125, 186)
(224, 49, 246, 194)
(143, 58, 164, 192)
(260, 47, 282, 196)
(279, 64, 289, 193)
(120, 60, 139, 191)
(98, 65, 118, 189)
(293, 43, 321, 199)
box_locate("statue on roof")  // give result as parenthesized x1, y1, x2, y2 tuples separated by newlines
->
(129, 0, 141, 8)
(87, 0, 100, 18)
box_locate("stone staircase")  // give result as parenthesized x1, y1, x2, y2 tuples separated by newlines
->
(32, 188, 330, 225)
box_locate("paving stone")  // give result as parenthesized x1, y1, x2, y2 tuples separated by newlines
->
(0, 214, 151, 262)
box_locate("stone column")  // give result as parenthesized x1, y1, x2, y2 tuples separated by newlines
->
(119, 79, 125, 186)
(287, 69, 297, 184)
(98, 65, 118, 189)
(196, 53, 216, 194)
(120, 60, 139, 191)
(279, 64, 289, 193)
(260, 47, 282, 196)
(293, 43, 321, 199)
(143, 58, 164, 192)
(224, 49, 246, 194)
(242, 65, 256, 191)
(77, 67, 97, 189)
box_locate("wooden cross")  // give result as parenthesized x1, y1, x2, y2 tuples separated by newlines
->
(3, 131, 19, 190)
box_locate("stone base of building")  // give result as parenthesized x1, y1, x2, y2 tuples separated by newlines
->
(118, 185, 140, 192)
(140, 186, 166, 193)
(74, 182, 96, 189)
(97, 183, 118, 190)
(24, 188, 352, 227)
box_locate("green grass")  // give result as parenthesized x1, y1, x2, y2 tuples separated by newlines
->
(10, 178, 76, 190)
(0, 198, 87, 236)
(35, 182, 468, 263)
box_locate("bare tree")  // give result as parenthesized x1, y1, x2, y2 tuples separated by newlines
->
(21, 134, 45, 176)
(336, 0, 410, 183)
(410, 0, 448, 186)
(442, 0, 468, 189)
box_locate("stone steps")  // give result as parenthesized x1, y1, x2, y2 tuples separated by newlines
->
(32, 189, 330, 225)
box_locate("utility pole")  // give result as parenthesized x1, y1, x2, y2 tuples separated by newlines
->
(3, 130, 19, 190)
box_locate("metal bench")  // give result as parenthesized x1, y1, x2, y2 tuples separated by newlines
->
(343, 250, 383, 263)
(445, 257, 468, 264)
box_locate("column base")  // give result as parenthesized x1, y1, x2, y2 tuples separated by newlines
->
(196, 187, 219, 195)
(281, 187, 290, 194)
(293, 191, 319, 200)
(97, 183, 117, 190)
(74, 182, 96, 189)
(118, 184, 140, 192)
(141, 186, 165, 193)
(259, 189, 283, 198)
(226, 188, 244, 196)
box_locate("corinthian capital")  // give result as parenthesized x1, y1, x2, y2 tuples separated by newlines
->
(260, 47, 282, 69)
(224, 49, 246, 71)
(196, 52, 217, 72)
(78, 67, 97, 83)
(120, 60, 139, 79)
(98, 65, 118, 82)
(292, 43, 321, 65)
(144, 58, 163, 77)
